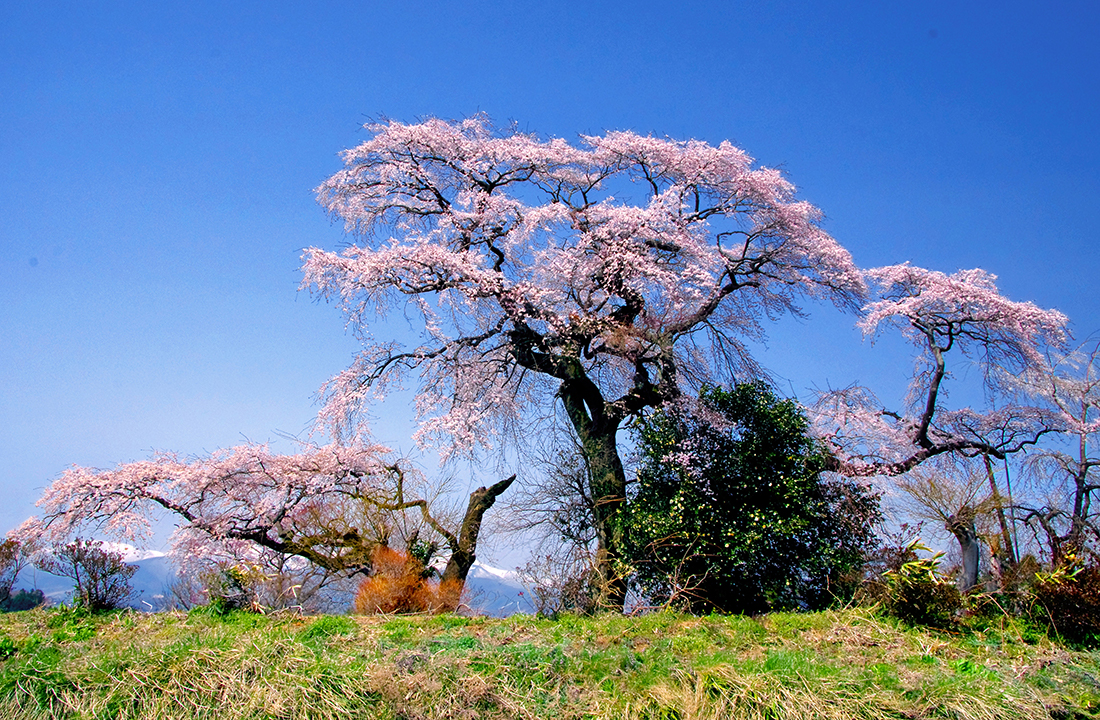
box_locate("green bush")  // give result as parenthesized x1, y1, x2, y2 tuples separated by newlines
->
(883, 577, 962, 629)
(0, 634, 16, 660)
(1032, 561, 1100, 647)
(626, 383, 881, 614)
(873, 542, 962, 629)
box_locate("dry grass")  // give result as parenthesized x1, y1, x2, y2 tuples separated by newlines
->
(0, 606, 1098, 719)
(353, 546, 464, 615)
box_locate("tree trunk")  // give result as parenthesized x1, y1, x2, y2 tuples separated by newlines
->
(585, 430, 629, 611)
(440, 475, 517, 588)
(947, 511, 980, 592)
(983, 454, 1017, 569)
(558, 380, 629, 612)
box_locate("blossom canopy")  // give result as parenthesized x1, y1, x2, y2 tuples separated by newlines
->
(302, 115, 866, 454)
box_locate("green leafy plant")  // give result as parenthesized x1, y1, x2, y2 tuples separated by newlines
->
(45, 605, 96, 642)
(626, 383, 882, 614)
(203, 563, 269, 615)
(877, 540, 962, 629)
(1032, 555, 1100, 647)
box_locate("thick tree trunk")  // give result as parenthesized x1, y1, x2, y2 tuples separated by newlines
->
(439, 475, 516, 588)
(584, 430, 629, 611)
(947, 512, 980, 592)
(558, 380, 629, 612)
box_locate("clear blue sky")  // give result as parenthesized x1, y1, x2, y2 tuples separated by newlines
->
(2, 1, 1098, 543)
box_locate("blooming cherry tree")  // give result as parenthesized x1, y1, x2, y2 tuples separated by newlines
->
(815, 264, 1069, 477)
(302, 115, 865, 607)
(14, 443, 514, 602)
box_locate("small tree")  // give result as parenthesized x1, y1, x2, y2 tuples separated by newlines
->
(0, 540, 27, 606)
(501, 426, 603, 613)
(893, 461, 1020, 593)
(815, 265, 1068, 478)
(626, 383, 881, 614)
(0, 540, 44, 613)
(1013, 339, 1100, 566)
(38, 539, 136, 611)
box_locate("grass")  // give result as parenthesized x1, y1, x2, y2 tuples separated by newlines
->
(0, 606, 1098, 719)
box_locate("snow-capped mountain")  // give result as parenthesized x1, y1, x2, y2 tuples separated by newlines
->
(12, 553, 535, 616)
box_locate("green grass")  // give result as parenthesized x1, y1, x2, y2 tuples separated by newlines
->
(0, 606, 1098, 719)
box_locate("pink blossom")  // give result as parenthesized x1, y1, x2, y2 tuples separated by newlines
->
(814, 265, 1068, 477)
(13, 443, 415, 577)
(302, 115, 865, 456)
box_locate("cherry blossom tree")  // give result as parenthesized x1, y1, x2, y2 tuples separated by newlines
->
(301, 115, 866, 607)
(814, 264, 1069, 478)
(14, 443, 514, 607)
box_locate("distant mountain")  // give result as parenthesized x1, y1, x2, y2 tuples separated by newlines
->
(463, 563, 535, 617)
(12, 552, 535, 616)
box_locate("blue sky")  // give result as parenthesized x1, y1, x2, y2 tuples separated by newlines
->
(2, 1, 1098, 550)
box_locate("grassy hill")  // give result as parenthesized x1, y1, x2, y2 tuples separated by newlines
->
(1, 606, 1098, 719)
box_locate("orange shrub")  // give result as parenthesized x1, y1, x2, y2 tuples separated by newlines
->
(353, 546, 465, 614)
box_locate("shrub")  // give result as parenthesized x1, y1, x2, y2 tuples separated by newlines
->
(874, 542, 962, 629)
(516, 553, 600, 617)
(353, 546, 463, 614)
(37, 539, 135, 611)
(1032, 559, 1100, 647)
(883, 576, 963, 629)
(201, 564, 269, 614)
(2, 589, 46, 613)
(626, 383, 882, 614)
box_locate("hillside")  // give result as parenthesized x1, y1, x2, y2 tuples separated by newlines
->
(2, 607, 1099, 719)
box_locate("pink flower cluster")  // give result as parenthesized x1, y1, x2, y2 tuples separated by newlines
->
(302, 115, 864, 456)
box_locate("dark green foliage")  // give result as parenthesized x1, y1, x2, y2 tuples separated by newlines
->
(0, 634, 15, 660)
(408, 537, 441, 580)
(1032, 562, 1100, 647)
(880, 576, 963, 630)
(37, 539, 135, 611)
(1, 589, 45, 613)
(626, 383, 882, 614)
